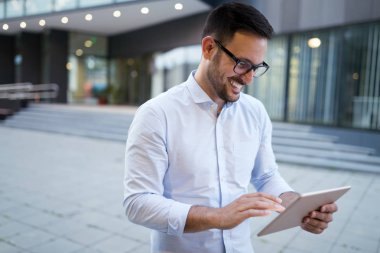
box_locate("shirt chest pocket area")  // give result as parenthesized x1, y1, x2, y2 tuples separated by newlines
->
(232, 139, 260, 185)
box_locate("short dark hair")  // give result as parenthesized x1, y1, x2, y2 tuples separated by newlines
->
(201, 2, 274, 44)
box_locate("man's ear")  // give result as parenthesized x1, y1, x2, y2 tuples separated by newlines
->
(201, 36, 216, 60)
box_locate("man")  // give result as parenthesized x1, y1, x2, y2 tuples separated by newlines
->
(124, 2, 337, 253)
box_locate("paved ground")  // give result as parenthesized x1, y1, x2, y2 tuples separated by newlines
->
(0, 126, 379, 253)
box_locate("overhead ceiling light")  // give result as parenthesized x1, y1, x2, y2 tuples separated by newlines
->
(85, 14, 92, 21)
(39, 19, 46, 26)
(20, 21, 27, 29)
(113, 10, 121, 18)
(175, 3, 183, 10)
(2, 24, 9, 30)
(75, 49, 83, 56)
(84, 40, 93, 48)
(307, 37, 321, 48)
(141, 7, 149, 14)
(66, 62, 73, 71)
(61, 17, 69, 24)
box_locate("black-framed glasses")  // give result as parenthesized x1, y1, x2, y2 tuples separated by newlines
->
(214, 39, 269, 78)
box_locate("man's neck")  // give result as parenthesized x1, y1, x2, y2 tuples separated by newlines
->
(194, 69, 225, 113)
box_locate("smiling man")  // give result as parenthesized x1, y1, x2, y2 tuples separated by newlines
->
(124, 2, 337, 253)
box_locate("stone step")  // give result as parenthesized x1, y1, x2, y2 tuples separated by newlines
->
(272, 130, 338, 142)
(5, 113, 131, 133)
(3, 120, 126, 141)
(273, 145, 380, 165)
(275, 153, 380, 174)
(3, 103, 380, 173)
(272, 137, 375, 155)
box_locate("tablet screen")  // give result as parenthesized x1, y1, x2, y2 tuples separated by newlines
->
(257, 185, 351, 237)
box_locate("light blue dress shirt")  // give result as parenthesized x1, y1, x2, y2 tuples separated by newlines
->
(124, 71, 293, 253)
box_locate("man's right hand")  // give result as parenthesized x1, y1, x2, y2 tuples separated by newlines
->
(184, 192, 284, 232)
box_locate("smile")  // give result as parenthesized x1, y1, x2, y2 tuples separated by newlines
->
(229, 79, 244, 94)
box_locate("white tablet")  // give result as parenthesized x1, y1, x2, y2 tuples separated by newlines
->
(257, 185, 351, 237)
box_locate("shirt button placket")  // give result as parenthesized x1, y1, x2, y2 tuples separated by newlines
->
(216, 111, 232, 253)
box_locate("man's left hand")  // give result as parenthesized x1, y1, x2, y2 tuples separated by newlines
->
(301, 203, 338, 234)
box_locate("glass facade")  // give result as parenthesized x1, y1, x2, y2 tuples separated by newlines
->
(248, 36, 288, 120)
(349, 23, 380, 130)
(67, 32, 108, 105)
(109, 55, 152, 105)
(5, 0, 23, 18)
(0, 1, 4, 19)
(79, 0, 113, 8)
(4, 0, 377, 132)
(102, 20, 380, 131)
(54, 0, 76, 12)
(248, 21, 380, 131)
(25, 0, 52, 15)
(151, 46, 201, 97)
(0, 0, 136, 18)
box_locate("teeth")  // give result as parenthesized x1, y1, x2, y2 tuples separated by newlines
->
(230, 80, 243, 89)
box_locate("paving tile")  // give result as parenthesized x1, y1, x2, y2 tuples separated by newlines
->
(282, 247, 312, 253)
(64, 226, 113, 246)
(0, 221, 33, 238)
(1, 126, 379, 253)
(29, 238, 82, 253)
(252, 239, 284, 253)
(92, 235, 141, 253)
(19, 211, 61, 228)
(122, 224, 151, 243)
(285, 234, 334, 253)
(0, 241, 22, 253)
(70, 210, 111, 226)
(6, 229, 56, 249)
(0, 199, 21, 212)
(0, 215, 11, 226)
(1, 205, 42, 221)
(330, 244, 371, 253)
(126, 244, 151, 253)
(41, 219, 88, 236)
(90, 216, 134, 234)
(334, 231, 379, 252)
(72, 247, 105, 253)
(252, 228, 300, 248)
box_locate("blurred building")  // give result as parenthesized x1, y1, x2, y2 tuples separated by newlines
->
(0, 0, 380, 131)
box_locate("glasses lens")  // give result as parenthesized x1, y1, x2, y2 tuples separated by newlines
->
(234, 61, 252, 75)
(253, 66, 268, 77)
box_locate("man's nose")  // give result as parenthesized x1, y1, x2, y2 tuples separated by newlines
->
(241, 69, 254, 84)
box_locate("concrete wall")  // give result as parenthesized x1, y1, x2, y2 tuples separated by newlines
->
(109, 12, 209, 58)
(0, 35, 15, 84)
(18, 32, 42, 85)
(256, 0, 380, 34)
(43, 29, 69, 103)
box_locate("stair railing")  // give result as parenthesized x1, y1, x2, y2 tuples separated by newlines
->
(0, 83, 59, 101)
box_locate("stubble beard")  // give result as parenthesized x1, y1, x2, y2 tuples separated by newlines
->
(206, 52, 243, 103)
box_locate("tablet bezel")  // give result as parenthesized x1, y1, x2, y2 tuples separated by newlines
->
(257, 185, 351, 237)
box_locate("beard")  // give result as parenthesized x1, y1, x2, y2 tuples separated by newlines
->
(206, 52, 245, 103)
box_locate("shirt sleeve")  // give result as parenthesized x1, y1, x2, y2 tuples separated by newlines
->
(123, 103, 192, 237)
(250, 103, 293, 197)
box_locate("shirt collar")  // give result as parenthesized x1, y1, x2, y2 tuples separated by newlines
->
(186, 71, 214, 104)
(186, 70, 238, 108)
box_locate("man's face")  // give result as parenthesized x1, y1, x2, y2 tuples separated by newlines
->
(206, 32, 268, 103)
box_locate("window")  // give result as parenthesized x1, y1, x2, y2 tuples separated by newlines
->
(6, 0, 23, 18)
(79, 0, 112, 8)
(248, 36, 288, 121)
(54, 0, 76, 11)
(26, 0, 53, 15)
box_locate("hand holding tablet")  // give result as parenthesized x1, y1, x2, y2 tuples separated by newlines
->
(257, 186, 351, 236)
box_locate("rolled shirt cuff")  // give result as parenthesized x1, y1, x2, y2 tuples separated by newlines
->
(167, 201, 192, 237)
